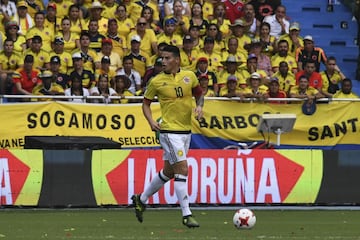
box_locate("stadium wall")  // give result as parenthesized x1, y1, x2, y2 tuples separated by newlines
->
(1, 149, 360, 207)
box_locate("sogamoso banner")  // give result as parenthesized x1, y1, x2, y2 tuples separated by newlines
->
(0, 101, 359, 149)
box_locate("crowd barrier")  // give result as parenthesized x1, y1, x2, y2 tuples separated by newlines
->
(1, 149, 359, 207)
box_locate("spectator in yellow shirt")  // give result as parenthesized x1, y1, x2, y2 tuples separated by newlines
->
(333, 78, 359, 99)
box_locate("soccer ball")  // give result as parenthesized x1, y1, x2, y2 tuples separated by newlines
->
(233, 208, 256, 229)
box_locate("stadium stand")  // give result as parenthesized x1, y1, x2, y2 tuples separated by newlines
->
(284, 0, 359, 94)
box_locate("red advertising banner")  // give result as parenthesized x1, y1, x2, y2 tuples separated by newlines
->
(94, 149, 323, 205)
(0, 150, 43, 206)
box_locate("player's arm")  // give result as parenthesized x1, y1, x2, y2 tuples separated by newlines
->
(142, 98, 161, 131)
(193, 84, 204, 120)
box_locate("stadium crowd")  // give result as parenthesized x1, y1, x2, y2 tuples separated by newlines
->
(0, 0, 358, 103)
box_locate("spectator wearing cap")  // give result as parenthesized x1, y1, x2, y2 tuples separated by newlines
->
(218, 55, 243, 90)
(129, 0, 160, 29)
(195, 57, 218, 94)
(126, 34, 151, 78)
(188, 24, 203, 52)
(271, 61, 295, 95)
(204, 23, 225, 56)
(0, 0, 18, 18)
(210, 2, 231, 37)
(241, 3, 261, 38)
(26, 11, 54, 52)
(87, 1, 108, 35)
(44, 3, 61, 35)
(50, 36, 73, 74)
(94, 56, 116, 85)
(114, 4, 135, 40)
(94, 38, 123, 72)
(50, 0, 72, 19)
(24, 35, 51, 71)
(198, 73, 216, 97)
(71, 31, 98, 72)
(295, 35, 327, 72)
(197, 36, 222, 73)
(127, 17, 158, 57)
(12, 1, 34, 36)
(180, 35, 199, 71)
(245, 39, 273, 77)
(227, 19, 251, 54)
(5, 21, 27, 56)
(189, 2, 209, 37)
(219, 75, 244, 98)
(278, 22, 303, 58)
(243, 72, 269, 100)
(0, 39, 23, 95)
(289, 74, 323, 101)
(263, 5, 289, 38)
(20, 0, 44, 19)
(69, 52, 96, 89)
(222, 36, 247, 70)
(112, 74, 135, 104)
(240, 53, 268, 86)
(87, 19, 106, 53)
(223, 0, 245, 24)
(271, 39, 298, 74)
(116, 55, 142, 95)
(157, 18, 183, 48)
(12, 55, 41, 99)
(266, 77, 287, 104)
(49, 55, 70, 89)
(57, 17, 81, 53)
(68, 4, 87, 35)
(32, 70, 65, 101)
(106, 18, 127, 58)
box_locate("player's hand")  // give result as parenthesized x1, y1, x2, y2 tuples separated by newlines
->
(150, 119, 161, 132)
(194, 106, 203, 121)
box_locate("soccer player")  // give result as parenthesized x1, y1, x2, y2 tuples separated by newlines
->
(131, 45, 204, 228)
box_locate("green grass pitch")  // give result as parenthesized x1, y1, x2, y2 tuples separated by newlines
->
(0, 208, 359, 239)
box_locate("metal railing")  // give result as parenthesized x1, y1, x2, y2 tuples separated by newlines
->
(1, 95, 359, 104)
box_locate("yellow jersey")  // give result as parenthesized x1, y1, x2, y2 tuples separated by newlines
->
(333, 91, 359, 99)
(49, 51, 73, 74)
(0, 52, 23, 71)
(272, 71, 296, 93)
(24, 49, 50, 70)
(144, 69, 200, 131)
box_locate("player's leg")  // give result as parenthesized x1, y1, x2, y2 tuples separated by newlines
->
(168, 133, 199, 228)
(131, 132, 173, 223)
(140, 165, 172, 203)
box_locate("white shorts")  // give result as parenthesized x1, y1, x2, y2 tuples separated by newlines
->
(159, 132, 191, 165)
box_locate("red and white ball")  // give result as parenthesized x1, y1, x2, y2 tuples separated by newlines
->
(233, 208, 256, 229)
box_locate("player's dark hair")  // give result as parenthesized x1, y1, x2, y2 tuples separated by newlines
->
(163, 45, 180, 58)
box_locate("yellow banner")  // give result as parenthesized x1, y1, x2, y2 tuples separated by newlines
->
(0, 101, 359, 148)
(193, 101, 360, 147)
(0, 102, 161, 148)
